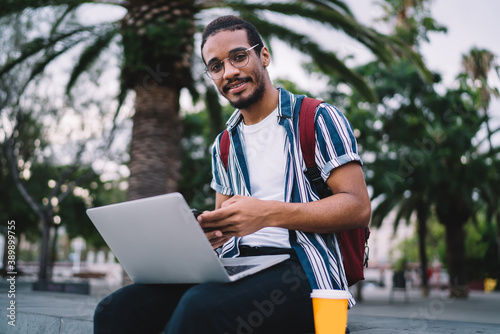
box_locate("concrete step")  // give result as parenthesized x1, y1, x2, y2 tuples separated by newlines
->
(1, 281, 499, 334)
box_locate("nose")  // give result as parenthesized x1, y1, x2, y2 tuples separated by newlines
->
(222, 59, 241, 80)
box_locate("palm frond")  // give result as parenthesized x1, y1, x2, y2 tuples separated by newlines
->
(0, 26, 96, 77)
(66, 26, 119, 93)
(384, 35, 433, 82)
(229, 1, 395, 64)
(115, 83, 129, 121)
(304, 0, 355, 17)
(0, 0, 124, 18)
(312, 50, 377, 101)
(100, 85, 129, 153)
(1, 0, 80, 17)
(371, 195, 399, 229)
(233, 1, 433, 83)
(18, 37, 83, 96)
(50, 3, 79, 35)
(239, 14, 377, 101)
(393, 197, 417, 230)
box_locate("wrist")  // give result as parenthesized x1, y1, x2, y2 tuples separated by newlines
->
(266, 200, 296, 229)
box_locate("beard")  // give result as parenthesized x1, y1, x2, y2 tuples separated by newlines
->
(223, 68, 266, 110)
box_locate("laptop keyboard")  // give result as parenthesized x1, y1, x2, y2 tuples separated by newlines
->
(224, 265, 258, 276)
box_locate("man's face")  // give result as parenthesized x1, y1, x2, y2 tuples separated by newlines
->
(202, 30, 268, 110)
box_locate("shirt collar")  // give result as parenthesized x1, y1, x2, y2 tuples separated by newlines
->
(225, 87, 295, 132)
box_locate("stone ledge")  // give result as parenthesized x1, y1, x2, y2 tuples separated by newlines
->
(0, 311, 92, 334)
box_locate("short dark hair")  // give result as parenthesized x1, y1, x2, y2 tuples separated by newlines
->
(201, 15, 264, 63)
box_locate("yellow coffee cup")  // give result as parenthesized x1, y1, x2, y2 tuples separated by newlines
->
(310, 289, 350, 334)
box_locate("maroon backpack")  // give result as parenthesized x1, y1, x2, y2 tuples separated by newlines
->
(219, 97, 370, 286)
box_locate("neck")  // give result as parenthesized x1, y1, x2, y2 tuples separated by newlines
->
(240, 84, 279, 125)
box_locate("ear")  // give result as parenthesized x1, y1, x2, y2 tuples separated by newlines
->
(260, 46, 271, 67)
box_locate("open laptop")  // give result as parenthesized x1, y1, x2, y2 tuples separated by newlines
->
(86, 192, 289, 283)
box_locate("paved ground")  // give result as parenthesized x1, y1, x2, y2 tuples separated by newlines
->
(1, 279, 499, 333)
(348, 285, 500, 333)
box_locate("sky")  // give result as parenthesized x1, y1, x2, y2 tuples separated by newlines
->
(417, 0, 500, 88)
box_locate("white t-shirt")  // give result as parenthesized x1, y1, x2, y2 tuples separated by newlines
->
(239, 108, 291, 249)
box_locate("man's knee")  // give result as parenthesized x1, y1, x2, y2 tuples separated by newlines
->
(94, 293, 114, 320)
(166, 284, 226, 332)
(175, 284, 214, 316)
(94, 293, 117, 333)
(93, 285, 143, 332)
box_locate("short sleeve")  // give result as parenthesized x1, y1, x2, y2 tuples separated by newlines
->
(314, 103, 362, 181)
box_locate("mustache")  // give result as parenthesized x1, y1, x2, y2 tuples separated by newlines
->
(223, 77, 252, 93)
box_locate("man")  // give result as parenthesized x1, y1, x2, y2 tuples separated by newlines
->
(94, 15, 370, 334)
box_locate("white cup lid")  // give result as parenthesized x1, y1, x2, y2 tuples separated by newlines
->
(310, 289, 351, 299)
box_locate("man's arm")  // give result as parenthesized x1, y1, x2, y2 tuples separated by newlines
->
(198, 161, 371, 237)
(215, 192, 233, 210)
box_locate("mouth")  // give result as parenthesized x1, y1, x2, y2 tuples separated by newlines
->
(224, 78, 251, 94)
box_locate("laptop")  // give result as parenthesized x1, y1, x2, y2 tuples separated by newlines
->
(86, 192, 289, 283)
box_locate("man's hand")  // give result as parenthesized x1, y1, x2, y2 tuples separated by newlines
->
(201, 162, 371, 246)
(198, 195, 270, 240)
(204, 228, 231, 249)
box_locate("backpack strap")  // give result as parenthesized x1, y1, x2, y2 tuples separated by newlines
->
(220, 129, 230, 170)
(299, 97, 332, 198)
(299, 97, 370, 286)
(299, 97, 322, 169)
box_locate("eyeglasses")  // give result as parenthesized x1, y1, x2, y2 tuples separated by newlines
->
(204, 44, 259, 80)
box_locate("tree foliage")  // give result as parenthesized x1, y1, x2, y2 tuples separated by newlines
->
(341, 56, 500, 297)
(0, 0, 433, 201)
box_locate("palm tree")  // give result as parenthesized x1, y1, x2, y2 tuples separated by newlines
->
(357, 59, 436, 297)
(462, 48, 500, 263)
(371, 179, 432, 297)
(461, 48, 499, 154)
(1, 0, 430, 202)
(1, 0, 431, 283)
(353, 54, 499, 298)
(462, 48, 499, 109)
(359, 0, 444, 297)
(377, 0, 445, 48)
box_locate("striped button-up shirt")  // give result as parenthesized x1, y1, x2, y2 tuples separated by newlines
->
(210, 88, 361, 307)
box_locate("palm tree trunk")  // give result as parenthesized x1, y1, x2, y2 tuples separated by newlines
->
(416, 203, 429, 297)
(38, 214, 52, 282)
(496, 212, 500, 263)
(444, 221, 469, 298)
(1, 236, 9, 276)
(205, 85, 225, 139)
(127, 85, 182, 200)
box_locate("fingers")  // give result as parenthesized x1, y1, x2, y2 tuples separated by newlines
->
(205, 230, 230, 249)
(198, 208, 234, 227)
(198, 195, 245, 223)
(206, 229, 223, 239)
(203, 223, 237, 236)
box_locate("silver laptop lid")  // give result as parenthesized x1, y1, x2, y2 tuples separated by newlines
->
(86, 193, 230, 283)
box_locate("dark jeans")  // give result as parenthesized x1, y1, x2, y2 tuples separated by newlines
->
(94, 247, 315, 334)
